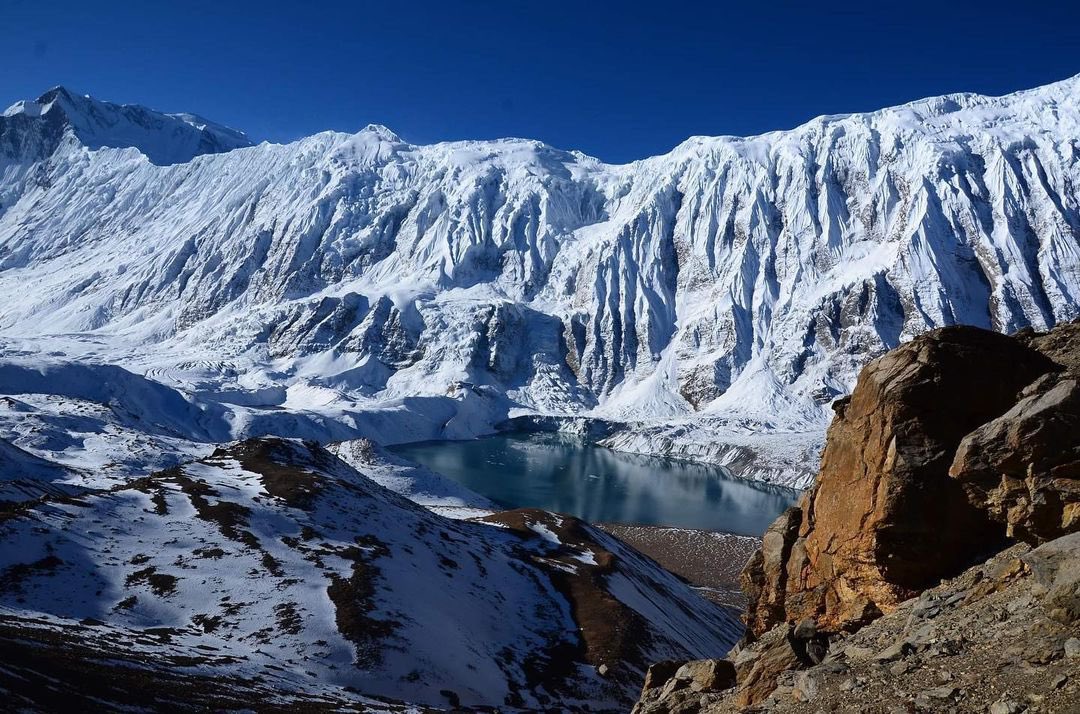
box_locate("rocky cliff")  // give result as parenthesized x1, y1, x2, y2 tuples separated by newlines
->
(634, 320, 1080, 712)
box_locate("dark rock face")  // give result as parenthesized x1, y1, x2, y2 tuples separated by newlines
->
(950, 323, 1080, 544)
(745, 326, 1057, 636)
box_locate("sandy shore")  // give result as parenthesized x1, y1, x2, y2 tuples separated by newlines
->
(596, 523, 760, 610)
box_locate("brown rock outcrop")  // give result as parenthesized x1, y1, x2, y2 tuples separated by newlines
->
(949, 321, 1080, 544)
(731, 626, 802, 708)
(739, 507, 801, 636)
(950, 373, 1080, 542)
(744, 325, 1059, 636)
(635, 321, 1080, 712)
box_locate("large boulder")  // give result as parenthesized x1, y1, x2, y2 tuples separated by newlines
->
(1023, 531, 1080, 624)
(950, 322, 1080, 544)
(731, 624, 802, 708)
(950, 373, 1080, 542)
(744, 326, 1058, 635)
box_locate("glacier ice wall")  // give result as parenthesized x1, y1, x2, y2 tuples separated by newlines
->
(1, 81, 1078, 486)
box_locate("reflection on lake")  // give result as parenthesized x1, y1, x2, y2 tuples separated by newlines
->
(390, 432, 798, 535)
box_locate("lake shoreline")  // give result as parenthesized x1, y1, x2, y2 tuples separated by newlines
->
(596, 523, 760, 610)
(391, 431, 798, 533)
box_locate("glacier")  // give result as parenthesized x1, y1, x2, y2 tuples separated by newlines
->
(1, 79, 1079, 488)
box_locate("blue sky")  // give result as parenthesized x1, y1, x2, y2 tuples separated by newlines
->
(4, 1, 1078, 163)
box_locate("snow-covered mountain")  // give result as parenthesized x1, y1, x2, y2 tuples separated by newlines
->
(2, 80, 1079, 486)
(0, 437, 741, 711)
(1, 86, 252, 165)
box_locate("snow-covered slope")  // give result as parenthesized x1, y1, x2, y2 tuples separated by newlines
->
(1, 86, 251, 165)
(0, 437, 741, 711)
(1, 78, 1079, 485)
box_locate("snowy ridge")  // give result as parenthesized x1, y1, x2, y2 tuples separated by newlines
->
(1, 77, 1079, 485)
(0, 438, 741, 711)
(2, 86, 252, 165)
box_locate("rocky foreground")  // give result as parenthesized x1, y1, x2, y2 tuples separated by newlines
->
(634, 321, 1080, 713)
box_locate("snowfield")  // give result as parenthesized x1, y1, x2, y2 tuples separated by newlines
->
(0, 438, 741, 711)
(2, 81, 1080, 486)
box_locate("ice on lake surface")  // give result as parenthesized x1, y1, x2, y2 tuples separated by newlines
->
(391, 432, 798, 534)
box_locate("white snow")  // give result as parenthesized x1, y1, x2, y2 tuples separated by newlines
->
(0, 438, 742, 710)
(1, 77, 1079, 489)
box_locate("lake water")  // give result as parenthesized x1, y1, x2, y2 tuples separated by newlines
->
(390, 432, 798, 535)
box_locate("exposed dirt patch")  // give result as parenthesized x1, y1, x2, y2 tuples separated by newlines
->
(215, 439, 324, 510)
(483, 508, 652, 686)
(192, 546, 226, 559)
(274, 602, 303, 635)
(324, 535, 398, 669)
(261, 551, 284, 577)
(169, 470, 256, 547)
(127, 476, 170, 515)
(0, 555, 63, 595)
(191, 613, 223, 633)
(113, 595, 137, 611)
(125, 567, 178, 597)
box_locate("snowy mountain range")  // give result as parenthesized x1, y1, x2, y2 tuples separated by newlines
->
(2, 79, 1080, 488)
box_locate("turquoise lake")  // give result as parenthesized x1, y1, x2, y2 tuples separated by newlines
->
(390, 432, 798, 535)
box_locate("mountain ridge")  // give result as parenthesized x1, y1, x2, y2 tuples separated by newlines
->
(1, 75, 1079, 486)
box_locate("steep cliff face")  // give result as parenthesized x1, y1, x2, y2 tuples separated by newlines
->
(742, 323, 1080, 637)
(2, 80, 1080, 483)
(635, 321, 1080, 712)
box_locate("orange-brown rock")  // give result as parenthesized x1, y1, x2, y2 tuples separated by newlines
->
(743, 326, 1058, 636)
(731, 625, 801, 708)
(740, 507, 801, 637)
(950, 323, 1080, 544)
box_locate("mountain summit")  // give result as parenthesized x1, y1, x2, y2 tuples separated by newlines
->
(2, 86, 252, 165)
(0, 77, 1079, 486)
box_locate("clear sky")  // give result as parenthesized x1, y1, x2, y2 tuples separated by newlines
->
(4, 1, 1079, 163)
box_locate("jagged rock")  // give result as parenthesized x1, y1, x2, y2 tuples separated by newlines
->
(914, 685, 958, 708)
(950, 372, 1080, 544)
(872, 641, 914, 663)
(744, 326, 1056, 635)
(672, 660, 737, 692)
(1023, 532, 1080, 624)
(792, 670, 821, 701)
(888, 660, 914, 676)
(740, 506, 802, 637)
(1017, 321, 1080, 376)
(642, 660, 683, 691)
(732, 625, 801, 707)
(989, 698, 1025, 714)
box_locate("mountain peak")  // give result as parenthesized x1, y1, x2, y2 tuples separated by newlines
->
(359, 123, 402, 142)
(2, 86, 253, 165)
(36, 85, 78, 103)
